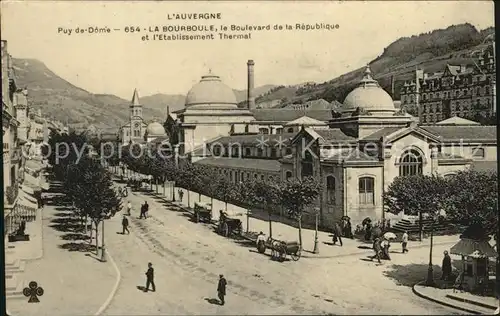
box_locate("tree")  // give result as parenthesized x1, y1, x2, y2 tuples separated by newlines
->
(384, 174, 448, 240)
(213, 175, 238, 212)
(442, 170, 498, 234)
(175, 162, 199, 208)
(251, 180, 282, 238)
(279, 176, 321, 249)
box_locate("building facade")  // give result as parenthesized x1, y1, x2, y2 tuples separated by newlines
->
(400, 43, 496, 124)
(119, 89, 148, 145)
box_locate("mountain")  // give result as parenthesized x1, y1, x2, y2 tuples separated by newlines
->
(141, 84, 278, 113)
(11, 58, 164, 130)
(258, 23, 495, 108)
(12, 58, 277, 128)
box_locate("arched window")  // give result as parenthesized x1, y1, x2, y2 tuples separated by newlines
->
(285, 171, 292, 180)
(245, 148, 251, 156)
(286, 127, 294, 133)
(359, 177, 374, 205)
(443, 173, 456, 179)
(326, 176, 336, 204)
(260, 175, 265, 181)
(399, 149, 423, 176)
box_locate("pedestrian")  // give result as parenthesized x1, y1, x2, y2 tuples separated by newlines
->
(139, 203, 146, 219)
(380, 239, 391, 260)
(345, 218, 353, 239)
(364, 222, 372, 241)
(178, 189, 184, 202)
(144, 201, 149, 218)
(217, 274, 227, 305)
(122, 215, 130, 234)
(441, 250, 452, 281)
(370, 237, 382, 263)
(332, 222, 343, 246)
(401, 230, 409, 253)
(126, 201, 132, 216)
(144, 262, 155, 292)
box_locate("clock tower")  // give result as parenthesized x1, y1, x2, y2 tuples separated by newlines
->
(130, 88, 143, 142)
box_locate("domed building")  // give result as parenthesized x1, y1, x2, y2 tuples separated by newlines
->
(280, 65, 496, 228)
(173, 70, 255, 155)
(145, 120, 168, 143)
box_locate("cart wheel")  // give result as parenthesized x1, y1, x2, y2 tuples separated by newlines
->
(222, 222, 229, 237)
(194, 212, 199, 223)
(291, 248, 301, 261)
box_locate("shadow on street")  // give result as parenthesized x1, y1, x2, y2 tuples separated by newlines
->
(383, 263, 443, 287)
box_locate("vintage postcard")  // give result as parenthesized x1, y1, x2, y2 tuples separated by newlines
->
(1, 1, 498, 315)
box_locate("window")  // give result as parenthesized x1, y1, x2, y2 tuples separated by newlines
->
(399, 149, 423, 176)
(285, 147, 292, 155)
(472, 147, 485, 158)
(485, 86, 490, 95)
(245, 148, 251, 156)
(259, 128, 269, 135)
(244, 125, 249, 133)
(285, 171, 292, 180)
(359, 177, 374, 205)
(270, 148, 277, 158)
(257, 148, 265, 157)
(261, 175, 265, 181)
(276, 128, 283, 134)
(254, 174, 258, 179)
(326, 176, 336, 204)
(286, 127, 294, 133)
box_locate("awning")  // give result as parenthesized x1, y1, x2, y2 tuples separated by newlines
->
(21, 184, 35, 195)
(450, 238, 497, 258)
(25, 159, 44, 172)
(24, 172, 41, 189)
(18, 190, 39, 209)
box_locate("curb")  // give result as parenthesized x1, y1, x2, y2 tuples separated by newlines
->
(26, 208, 44, 261)
(412, 281, 481, 315)
(94, 249, 122, 316)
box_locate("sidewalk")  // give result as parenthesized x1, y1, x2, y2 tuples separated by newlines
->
(413, 281, 499, 315)
(124, 181, 459, 259)
(6, 191, 118, 316)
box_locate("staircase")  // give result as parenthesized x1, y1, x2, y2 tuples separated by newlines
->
(391, 218, 463, 236)
(5, 257, 27, 300)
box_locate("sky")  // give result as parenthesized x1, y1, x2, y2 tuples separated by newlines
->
(1, 1, 495, 99)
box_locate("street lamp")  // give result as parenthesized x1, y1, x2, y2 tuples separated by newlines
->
(313, 207, 320, 254)
(426, 211, 440, 286)
(100, 211, 107, 262)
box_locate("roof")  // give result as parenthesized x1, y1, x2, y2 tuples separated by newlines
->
(436, 116, 480, 126)
(362, 127, 402, 141)
(131, 89, 141, 106)
(194, 157, 281, 172)
(421, 126, 496, 142)
(470, 161, 498, 172)
(150, 136, 170, 144)
(285, 115, 327, 126)
(185, 73, 237, 108)
(450, 238, 496, 258)
(251, 109, 333, 122)
(323, 147, 378, 162)
(208, 133, 295, 147)
(314, 129, 356, 143)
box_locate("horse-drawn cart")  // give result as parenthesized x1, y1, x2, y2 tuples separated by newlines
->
(218, 210, 243, 237)
(193, 202, 212, 223)
(257, 237, 301, 262)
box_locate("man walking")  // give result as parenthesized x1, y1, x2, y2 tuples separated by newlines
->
(332, 222, 343, 246)
(401, 230, 409, 253)
(178, 189, 184, 202)
(217, 274, 227, 305)
(145, 262, 155, 292)
(441, 250, 452, 281)
(139, 203, 146, 219)
(370, 237, 382, 263)
(126, 201, 132, 216)
(122, 215, 130, 235)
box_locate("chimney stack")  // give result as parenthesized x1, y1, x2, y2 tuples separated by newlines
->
(247, 60, 255, 109)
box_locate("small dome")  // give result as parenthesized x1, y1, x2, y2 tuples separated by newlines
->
(185, 72, 237, 108)
(342, 66, 395, 113)
(146, 122, 166, 136)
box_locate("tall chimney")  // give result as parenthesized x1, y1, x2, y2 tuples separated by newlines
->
(247, 60, 255, 109)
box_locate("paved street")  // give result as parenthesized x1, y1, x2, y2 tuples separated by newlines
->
(6, 190, 117, 316)
(102, 183, 465, 315)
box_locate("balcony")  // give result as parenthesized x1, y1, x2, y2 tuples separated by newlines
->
(5, 182, 19, 205)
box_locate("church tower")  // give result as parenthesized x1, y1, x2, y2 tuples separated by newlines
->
(130, 88, 143, 141)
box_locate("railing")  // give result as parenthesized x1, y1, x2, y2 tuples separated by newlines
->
(4, 204, 37, 237)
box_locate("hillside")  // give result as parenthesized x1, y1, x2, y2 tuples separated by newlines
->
(260, 23, 495, 108)
(12, 58, 164, 129)
(12, 57, 277, 128)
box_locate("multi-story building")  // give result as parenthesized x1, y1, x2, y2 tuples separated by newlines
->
(400, 43, 496, 124)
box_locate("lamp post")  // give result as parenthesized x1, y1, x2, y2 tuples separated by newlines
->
(425, 212, 439, 286)
(313, 207, 320, 254)
(100, 211, 107, 262)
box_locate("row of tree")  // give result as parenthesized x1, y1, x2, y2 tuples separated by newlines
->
(120, 148, 321, 246)
(384, 171, 498, 234)
(44, 131, 122, 253)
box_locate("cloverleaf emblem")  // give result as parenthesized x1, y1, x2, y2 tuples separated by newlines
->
(23, 281, 44, 303)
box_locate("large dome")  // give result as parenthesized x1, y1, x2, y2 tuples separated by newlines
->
(185, 72, 237, 108)
(342, 66, 395, 113)
(146, 122, 166, 136)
